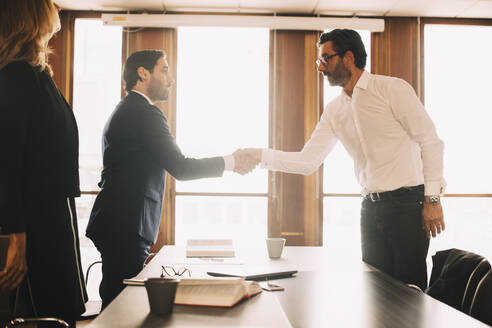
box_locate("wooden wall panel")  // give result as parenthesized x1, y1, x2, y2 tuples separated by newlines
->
(49, 11, 75, 103)
(269, 30, 322, 246)
(302, 32, 324, 246)
(122, 28, 178, 251)
(372, 18, 419, 93)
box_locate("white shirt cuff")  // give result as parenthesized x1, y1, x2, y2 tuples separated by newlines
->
(260, 148, 274, 169)
(223, 155, 235, 171)
(424, 181, 445, 196)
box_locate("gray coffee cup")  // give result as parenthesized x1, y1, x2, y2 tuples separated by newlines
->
(266, 238, 286, 258)
(145, 277, 180, 315)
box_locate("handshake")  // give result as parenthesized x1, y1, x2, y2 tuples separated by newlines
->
(232, 148, 262, 175)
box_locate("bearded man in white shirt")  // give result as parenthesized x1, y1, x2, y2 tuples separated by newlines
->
(236, 29, 445, 291)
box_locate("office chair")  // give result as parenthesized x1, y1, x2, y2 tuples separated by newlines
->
(406, 284, 423, 292)
(425, 248, 488, 312)
(1, 237, 72, 327)
(461, 258, 491, 314)
(2, 287, 70, 328)
(5, 317, 69, 328)
(78, 260, 103, 321)
(469, 269, 492, 326)
(76, 252, 154, 322)
(5, 260, 105, 327)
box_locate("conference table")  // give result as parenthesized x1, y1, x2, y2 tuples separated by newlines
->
(89, 246, 489, 327)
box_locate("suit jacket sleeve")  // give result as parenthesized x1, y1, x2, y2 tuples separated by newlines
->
(140, 105, 225, 180)
(0, 63, 38, 234)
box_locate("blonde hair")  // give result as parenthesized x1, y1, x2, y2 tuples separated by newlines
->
(0, 0, 61, 73)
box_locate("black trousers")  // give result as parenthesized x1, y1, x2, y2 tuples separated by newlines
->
(93, 235, 152, 310)
(7, 196, 87, 328)
(361, 185, 430, 291)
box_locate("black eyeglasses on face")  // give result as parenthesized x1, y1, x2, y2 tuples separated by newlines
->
(161, 265, 191, 278)
(316, 53, 340, 67)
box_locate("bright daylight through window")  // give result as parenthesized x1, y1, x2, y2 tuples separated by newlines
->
(72, 18, 122, 301)
(424, 24, 492, 262)
(175, 27, 269, 247)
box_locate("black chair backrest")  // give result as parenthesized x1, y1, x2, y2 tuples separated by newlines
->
(426, 248, 487, 311)
(462, 258, 491, 314)
(6, 317, 69, 328)
(469, 269, 492, 326)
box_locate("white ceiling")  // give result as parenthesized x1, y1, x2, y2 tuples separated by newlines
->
(55, 0, 492, 18)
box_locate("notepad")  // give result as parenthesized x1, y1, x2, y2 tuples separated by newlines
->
(186, 239, 235, 258)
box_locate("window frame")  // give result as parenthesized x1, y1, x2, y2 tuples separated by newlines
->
(73, 18, 492, 252)
(420, 18, 492, 199)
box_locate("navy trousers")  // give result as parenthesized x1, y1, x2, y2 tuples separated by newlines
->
(93, 235, 152, 310)
(361, 185, 430, 291)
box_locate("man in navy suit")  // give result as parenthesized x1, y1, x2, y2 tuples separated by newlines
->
(86, 50, 254, 309)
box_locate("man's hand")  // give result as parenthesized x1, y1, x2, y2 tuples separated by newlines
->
(422, 202, 445, 239)
(0, 232, 27, 290)
(232, 148, 261, 175)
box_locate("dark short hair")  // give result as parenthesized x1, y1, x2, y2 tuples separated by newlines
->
(123, 50, 165, 91)
(319, 29, 367, 69)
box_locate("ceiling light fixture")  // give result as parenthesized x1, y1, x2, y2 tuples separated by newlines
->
(101, 13, 385, 32)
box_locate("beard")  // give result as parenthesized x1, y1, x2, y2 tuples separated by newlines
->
(325, 60, 351, 87)
(148, 76, 169, 102)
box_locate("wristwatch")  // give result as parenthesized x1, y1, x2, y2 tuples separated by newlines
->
(425, 195, 440, 205)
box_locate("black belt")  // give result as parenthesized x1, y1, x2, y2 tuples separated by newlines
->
(364, 185, 424, 202)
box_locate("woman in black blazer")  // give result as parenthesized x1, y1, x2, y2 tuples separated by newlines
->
(0, 0, 87, 326)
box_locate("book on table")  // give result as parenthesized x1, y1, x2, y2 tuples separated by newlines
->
(174, 277, 262, 307)
(186, 239, 235, 258)
(123, 276, 262, 307)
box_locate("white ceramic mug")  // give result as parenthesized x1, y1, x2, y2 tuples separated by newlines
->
(266, 238, 286, 258)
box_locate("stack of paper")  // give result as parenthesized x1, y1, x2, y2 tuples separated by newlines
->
(186, 239, 235, 258)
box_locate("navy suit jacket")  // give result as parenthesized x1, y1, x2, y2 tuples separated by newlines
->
(86, 92, 225, 243)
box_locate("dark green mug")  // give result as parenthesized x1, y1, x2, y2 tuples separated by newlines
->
(144, 277, 180, 315)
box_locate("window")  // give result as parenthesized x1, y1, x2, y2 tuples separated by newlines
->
(322, 30, 371, 253)
(175, 27, 269, 248)
(72, 18, 122, 300)
(424, 24, 492, 261)
(424, 24, 492, 194)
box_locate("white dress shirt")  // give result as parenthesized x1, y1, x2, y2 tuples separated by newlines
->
(130, 90, 234, 170)
(261, 71, 445, 196)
